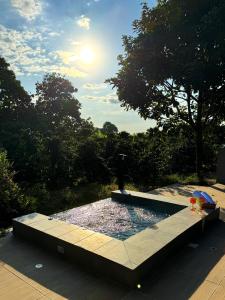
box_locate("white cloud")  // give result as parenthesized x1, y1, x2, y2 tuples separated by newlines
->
(0, 25, 86, 78)
(82, 83, 107, 90)
(57, 66, 86, 78)
(48, 31, 60, 37)
(55, 50, 79, 64)
(86, 0, 100, 5)
(11, 0, 42, 21)
(81, 92, 119, 104)
(76, 15, 91, 30)
(71, 41, 82, 46)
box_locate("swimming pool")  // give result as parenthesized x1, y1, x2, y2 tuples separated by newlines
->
(52, 198, 183, 240)
(13, 190, 219, 286)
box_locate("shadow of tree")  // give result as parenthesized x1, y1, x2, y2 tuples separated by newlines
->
(149, 183, 193, 197)
(210, 184, 225, 193)
(0, 234, 129, 299)
(0, 220, 224, 299)
(140, 220, 225, 299)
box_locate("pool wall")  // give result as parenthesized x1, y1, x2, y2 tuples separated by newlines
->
(13, 214, 138, 285)
(13, 190, 220, 286)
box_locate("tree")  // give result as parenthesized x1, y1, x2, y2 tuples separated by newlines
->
(35, 73, 81, 130)
(102, 121, 118, 135)
(35, 73, 84, 187)
(0, 151, 23, 226)
(0, 56, 32, 123)
(0, 57, 38, 182)
(107, 0, 225, 178)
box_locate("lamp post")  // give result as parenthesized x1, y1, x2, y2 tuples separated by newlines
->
(117, 153, 127, 191)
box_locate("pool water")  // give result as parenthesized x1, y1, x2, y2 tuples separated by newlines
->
(52, 198, 179, 240)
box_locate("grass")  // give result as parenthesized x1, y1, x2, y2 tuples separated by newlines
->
(0, 227, 11, 238)
(34, 182, 138, 216)
(0, 173, 217, 230)
(159, 173, 216, 187)
(27, 174, 216, 216)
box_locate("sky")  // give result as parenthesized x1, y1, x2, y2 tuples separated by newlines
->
(0, 0, 156, 133)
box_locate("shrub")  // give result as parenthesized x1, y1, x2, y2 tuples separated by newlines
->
(0, 151, 24, 227)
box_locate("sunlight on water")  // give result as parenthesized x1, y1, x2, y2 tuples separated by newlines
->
(53, 198, 171, 240)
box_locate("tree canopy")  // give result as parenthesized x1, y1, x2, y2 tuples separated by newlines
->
(0, 54, 225, 227)
(102, 121, 118, 135)
(0, 57, 32, 125)
(36, 73, 81, 130)
(107, 0, 225, 176)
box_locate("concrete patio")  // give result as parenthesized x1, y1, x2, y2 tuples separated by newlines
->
(0, 183, 225, 299)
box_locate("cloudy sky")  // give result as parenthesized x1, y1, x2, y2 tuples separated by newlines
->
(0, 0, 156, 133)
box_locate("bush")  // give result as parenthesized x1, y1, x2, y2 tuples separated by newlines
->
(0, 151, 24, 227)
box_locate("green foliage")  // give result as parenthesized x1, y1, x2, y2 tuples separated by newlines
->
(0, 56, 224, 228)
(25, 182, 138, 216)
(0, 151, 23, 226)
(36, 73, 81, 129)
(161, 173, 200, 186)
(107, 0, 225, 176)
(101, 121, 118, 135)
(0, 57, 32, 121)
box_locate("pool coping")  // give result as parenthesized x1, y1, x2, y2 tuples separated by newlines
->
(12, 190, 220, 286)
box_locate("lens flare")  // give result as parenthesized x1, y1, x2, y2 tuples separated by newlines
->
(80, 47, 95, 64)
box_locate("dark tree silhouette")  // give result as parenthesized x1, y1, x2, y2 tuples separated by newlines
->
(0, 56, 32, 123)
(107, 0, 225, 178)
(35, 73, 82, 129)
(102, 121, 118, 135)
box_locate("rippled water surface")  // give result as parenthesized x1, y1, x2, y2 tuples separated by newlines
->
(52, 198, 172, 240)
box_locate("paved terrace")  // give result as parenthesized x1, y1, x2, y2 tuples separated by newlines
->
(0, 183, 225, 300)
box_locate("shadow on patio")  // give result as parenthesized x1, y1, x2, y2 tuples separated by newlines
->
(0, 219, 224, 299)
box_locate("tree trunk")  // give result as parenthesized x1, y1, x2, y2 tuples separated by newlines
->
(195, 125, 203, 181)
(195, 90, 204, 182)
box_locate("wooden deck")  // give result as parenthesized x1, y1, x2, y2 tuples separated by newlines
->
(0, 183, 225, 299)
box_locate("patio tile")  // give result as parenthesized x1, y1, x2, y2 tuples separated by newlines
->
(9, 183, 223, 296)
(60, 228, 94, 244)
(141, 268, 201, 299)
(190, 280, 218, 300)
(0, 269, 20, 289)
(160, 221, 192, 236)
(219, 277, 225, 288)
(94, 238, 122, 253)
(122, 290, 149, 299)
(125, 228, 163, 251)
(209, 285, 225, 300)
(75, 232, 113, 251)
(206, 256, 225, 284)
(125, 243, 161, 266)
(45, 224, 75, 237)
(95, 239, 130, 265)
(3, 264, 51, 295)
(124, 233, 168, 266)
(13, 213, 48, 225)
(44, 291, 68, 300)
(29, 219, 63, 231)
(0, 283, 43, 300)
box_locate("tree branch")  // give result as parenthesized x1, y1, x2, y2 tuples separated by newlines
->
(187, 88, 195, 128)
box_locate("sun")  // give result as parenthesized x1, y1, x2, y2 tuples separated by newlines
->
(79, 47, 95, 64)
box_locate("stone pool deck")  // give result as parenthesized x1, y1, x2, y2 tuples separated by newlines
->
(13, 189, 219, 286)
(0, 183, 225, 299)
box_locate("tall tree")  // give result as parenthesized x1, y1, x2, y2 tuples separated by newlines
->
(35, 73, 81, 131)
(0, 57, 37, 181)
(0, 56, 32, 123)
(107, 0, 225, 178)
(35, 73, 84, 187)
(102, 121, 118, 135)
(0, 151, 23, 226)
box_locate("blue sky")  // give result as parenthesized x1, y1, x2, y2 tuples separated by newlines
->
(0, 0, 156, 132)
